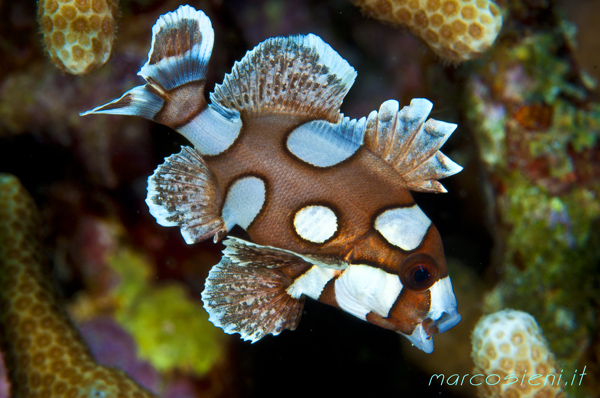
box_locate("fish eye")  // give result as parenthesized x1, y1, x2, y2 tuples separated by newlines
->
(401, 254, 438, 291)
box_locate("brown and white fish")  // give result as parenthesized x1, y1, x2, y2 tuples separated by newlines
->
(83, 5, 463, 353)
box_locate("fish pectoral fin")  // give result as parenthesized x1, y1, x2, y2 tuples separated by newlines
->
(221, 236, 348, 270)
(364, 99, 463, 193)
(146, 146, 226, 244)
(202, 237, 312, 342)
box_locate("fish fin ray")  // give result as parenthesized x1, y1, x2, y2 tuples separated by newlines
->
(211, 34, 356, 122)
(80, 85, 163, 118)
(364, 99, 462, 193)
(202, 237, 309, 342)
(146, 146, 226, 244)
(138, 5, 214, 90)
(223, 237, 348, 270)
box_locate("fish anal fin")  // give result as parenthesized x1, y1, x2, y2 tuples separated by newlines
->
(146, 146, 226, 244)
(202, 237, 312, 342)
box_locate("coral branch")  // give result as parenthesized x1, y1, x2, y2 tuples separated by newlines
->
(0, 174, 157, 398)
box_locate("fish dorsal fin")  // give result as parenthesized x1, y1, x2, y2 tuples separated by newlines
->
(202, 237, 309, 342)
(211, 34, 356, 123)
(146, 146, 227, 244)
(364, 99, 463, 193)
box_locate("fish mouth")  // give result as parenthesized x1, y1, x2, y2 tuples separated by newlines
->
(403, 310, 462, 354)
(403, 276, 461, 354)
(427, 309, 462, 335)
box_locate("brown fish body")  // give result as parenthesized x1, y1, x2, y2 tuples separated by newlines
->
(206, 113, 415, 256)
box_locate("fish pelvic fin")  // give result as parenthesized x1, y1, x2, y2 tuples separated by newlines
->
(364, 99, 463, 193)
(202, 237, 311, 342)
(211, 34, 356, 123)
(81, 5, 214, 130)
(146, 146, 226, 244)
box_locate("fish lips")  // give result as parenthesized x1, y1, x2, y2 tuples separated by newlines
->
(403, 276, 461, 353)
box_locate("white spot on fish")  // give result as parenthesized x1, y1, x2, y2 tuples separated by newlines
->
(374, 205, 431, 251)
(293, 205, 338, 243)
(222, 176, 266, 230)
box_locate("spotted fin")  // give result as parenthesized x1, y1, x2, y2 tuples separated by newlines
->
(146, 146, 226, 244)
(211, 34, 356, 123)
(364, 99, 462, 193)
(202, 237, 311, 342)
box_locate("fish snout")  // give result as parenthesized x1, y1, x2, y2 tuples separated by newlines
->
(403, 276, 461, 353)
(424, 308, 462, 336)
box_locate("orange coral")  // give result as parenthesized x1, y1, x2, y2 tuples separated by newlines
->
(0, 174, 156, 398)
(37, 0, 119, 75)
(351, 0, 503, 63)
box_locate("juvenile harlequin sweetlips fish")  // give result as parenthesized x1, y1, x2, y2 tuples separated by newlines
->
(82, 5, 463, 353)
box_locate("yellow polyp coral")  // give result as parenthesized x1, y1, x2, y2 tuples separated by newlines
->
(471, 310, 565, 398)
(0, 174, 157, 398)
(350, 0, 503, 63)
(37, 0, 119, 75)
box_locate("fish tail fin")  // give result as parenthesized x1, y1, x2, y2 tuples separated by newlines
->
(146, 146, 227, 244)
(202, 237, 309, 342)
(81, 5, 214, 130)
(364, 99, 463, 193)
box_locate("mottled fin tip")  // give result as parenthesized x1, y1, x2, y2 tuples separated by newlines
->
(211, 34, 356, 123)
(364, 99, 462, 193)
(146, 146, 226, 244)
(81, 5, 214, 128)
(202, 237, 309, 342)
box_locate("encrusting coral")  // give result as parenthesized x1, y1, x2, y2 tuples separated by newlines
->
(37, 0, 119, 74)
(472, 310, 565, 398)
(0, 173, 157, 398)
(350, 0, 503, 63)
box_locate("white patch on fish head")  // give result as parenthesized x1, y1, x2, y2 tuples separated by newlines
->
(374, 205, 432, 251)
(334, 264, 402, 320)
(399, 276, 461, 354)
(425, 276, 461, 334)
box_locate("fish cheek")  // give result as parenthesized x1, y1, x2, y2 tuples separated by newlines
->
(370, 288, 431, 335)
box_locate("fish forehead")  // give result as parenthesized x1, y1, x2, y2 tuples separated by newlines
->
(347, 227, 448, 278)
(204, 114, 416, 255)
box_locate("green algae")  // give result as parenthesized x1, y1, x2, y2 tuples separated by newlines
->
(466, 14, 600, 397)
(109, 247, 224, 375)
